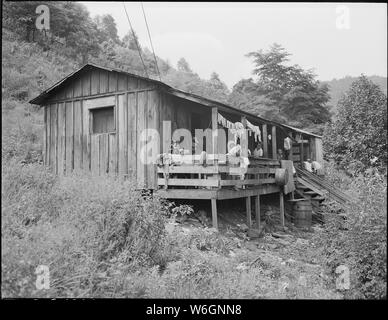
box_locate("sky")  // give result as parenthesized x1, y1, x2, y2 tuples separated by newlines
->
(80, 2, 387, 89)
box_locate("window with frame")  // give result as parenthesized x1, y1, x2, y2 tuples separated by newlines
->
(91, 106, 115, 134)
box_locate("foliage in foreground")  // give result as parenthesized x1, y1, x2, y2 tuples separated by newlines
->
(317, 164, 387, 299)
(2, 161, 339, 299)
(2, 161, 169, 297)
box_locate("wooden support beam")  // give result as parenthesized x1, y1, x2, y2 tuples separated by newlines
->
(246, 196, 252, 227)
(212, 107, 218, 165)
(255, 194, 261, 229)
(211, 198, 218, 229)
(288, 133, 293, 161)
(279, 190, 285, 228)
(309, 137, 316, 161)
(272, 125, 277, 160)
(262, 124, 268, 158)
(300, 134, 304, 164)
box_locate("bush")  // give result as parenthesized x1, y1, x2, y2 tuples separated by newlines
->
(317, 167, 387, 299)
(1, 162, 170, 298)
(323, 75, 387, 175)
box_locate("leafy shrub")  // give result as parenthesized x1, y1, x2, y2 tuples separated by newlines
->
(317, 168, 387, 299)
(323, 75, 387, 175)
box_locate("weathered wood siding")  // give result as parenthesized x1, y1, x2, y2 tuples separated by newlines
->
(43, 68, 213, 188)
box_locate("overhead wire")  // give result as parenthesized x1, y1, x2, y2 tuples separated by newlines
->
(140, 2, 162, 81)
(122, 2, 149, 78)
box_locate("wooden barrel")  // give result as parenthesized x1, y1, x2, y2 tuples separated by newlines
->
(293, 200, 312, 228)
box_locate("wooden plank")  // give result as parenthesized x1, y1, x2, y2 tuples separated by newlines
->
(220, 178, 275, 186)
(218, 167, 277, 174)
(157, 166, 218, 174)
(249, 158, 280, 165)
(118, 94, 127, 175)
(91, 69, 100, 95)
(211, 199, 218, 229)
(156, 189, 217, 199)
(262, 124, 268, 158)
(309, 137, 316, 161)
(45, 106, 50, 165)
(65, 102, 73, 174)
(137, 91, 147, 187)
(272, 126, 277, 160)
(108, 72, 118, 92)
(50, 104, 57, 173)
(73, 100, 82, 171)
(100, 70, 109, 94)
(300, 135, 304, 163)
(255, 194, 261, 229)
(90, 134, 100, 175)
(73, 76, 82, 98)
(82, 71, 91, 96)
(211, 107, 218, 162)
(57, 103, 66, 176)
(82, 101, 90, 171)
(157, 178, 219, 187)
(84, 96, 115, 110)
(246, 196, 252, 227)
(146, 90, 159, 189)
(216, 185, 280, 200)
(127, 75, 138, 90)
(128, 92, 137, 178)
(65, 85, 73, 100)
(108, 133, 117, 175)
(118, 73, 127, 91)
(99, 133, 109, 175)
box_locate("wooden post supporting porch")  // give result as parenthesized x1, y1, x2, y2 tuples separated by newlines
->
(279, 190, 285, 228)
(255, 194, 261, 229)
(246, 196, 252, 228)
(272, 125, 277, 160)
(211, 198, 218, 230)
(211, 107, 219, 229)
(262, 124, 268, 158)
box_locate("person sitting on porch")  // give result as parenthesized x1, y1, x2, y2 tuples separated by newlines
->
(253, 142, 263, 159)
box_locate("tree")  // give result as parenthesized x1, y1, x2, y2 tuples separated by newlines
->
(204, 72, 230, 103)
(323, 75, 387, 174)
(94, 14, 120, 44)
(122, 31, 140, 51)
(244, 43, 331, 128)
(177, 58, 192, 73)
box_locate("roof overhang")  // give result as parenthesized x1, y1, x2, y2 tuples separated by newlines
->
(30, 63, 321, 139)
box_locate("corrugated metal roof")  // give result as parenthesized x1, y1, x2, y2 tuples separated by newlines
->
(29, 63, 322, 138)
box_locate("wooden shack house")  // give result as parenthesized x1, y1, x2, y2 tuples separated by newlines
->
(30, 63, 326, 229)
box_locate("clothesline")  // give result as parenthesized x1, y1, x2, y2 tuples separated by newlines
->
(217, 113, 262, 143)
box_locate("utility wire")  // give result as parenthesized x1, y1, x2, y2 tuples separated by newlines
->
(122, 2, 149, 78)
(140, 2, 162, 81)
